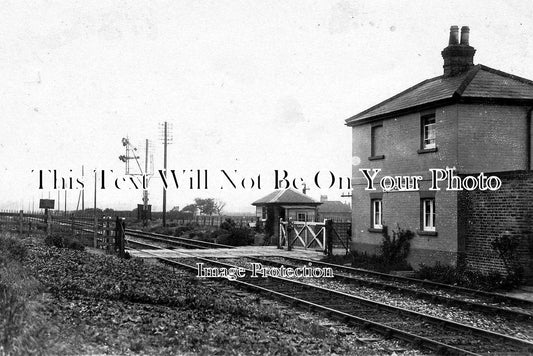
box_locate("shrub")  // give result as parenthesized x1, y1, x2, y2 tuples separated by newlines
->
(380, 225, 414, 266)
(331, 225, 414, 272)
(261, 234, 271, 246)
(415, 262, 522, 291)
(255, 221, 265, 234)
(321, 246, 412, 273)
(44, 234, 85, 251)
(191, 232, 213, 242)
(214, 222, 254, 246)
(0, 235, 27, 263)
(0, 237, 48, 355)
(64, 237, 85, 251)
(211, 218, 254, 246)
(174, 226, 189, 237)
(220, 218, 237, 231)
(173, 222, 201, 237)
(44, 234, 63, 248)
(186, 222, 200, 230)
(491, 232, 524, 281)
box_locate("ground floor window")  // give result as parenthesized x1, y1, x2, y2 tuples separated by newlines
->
(372, 199, 382, 229)
(261, 207, 267, 220)
(422, 198, 436, 231)
(296, 212, 307, 222)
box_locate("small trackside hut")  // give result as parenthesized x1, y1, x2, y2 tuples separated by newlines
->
(252, 188, 322, 243)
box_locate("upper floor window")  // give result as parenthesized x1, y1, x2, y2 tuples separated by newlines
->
(421, 114, 436, 150)
(261, 207, 268, 220)
(369, 123, 385, 160)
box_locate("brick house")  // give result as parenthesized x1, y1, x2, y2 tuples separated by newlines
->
(345, 26, 533, 279)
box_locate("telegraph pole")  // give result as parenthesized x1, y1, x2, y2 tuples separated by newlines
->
(160, 122, 173, 227)
(143, 139, 149, 227)
(82, 165, 85, 210)
(93, 170, 97, 248)
(163, 122, 168, 227)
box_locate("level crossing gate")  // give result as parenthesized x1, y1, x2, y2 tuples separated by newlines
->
(279, 219, 351, 255)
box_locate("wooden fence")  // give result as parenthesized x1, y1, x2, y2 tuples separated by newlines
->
(0, 210, 125, 256)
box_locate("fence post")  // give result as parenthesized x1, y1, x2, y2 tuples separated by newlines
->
(70, 214, 75, 234)
(278, 218, 282, 249)
(325, 219, 333, 256)
(46, 209, 52, 236)
(287, 219, 294, 251)
(104, 217, 110, 252)
(18, 210, 23, 234)
(115, 217, 125, 258)
(93, 215, 97, 249)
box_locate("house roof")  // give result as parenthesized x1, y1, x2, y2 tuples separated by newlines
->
(317, 201, 352, 214)
(252, 189, 321, 206)
(346, 64, 533, 126)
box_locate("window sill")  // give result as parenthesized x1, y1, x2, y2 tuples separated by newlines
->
(417, 147, 438, 154)
(368, 155, 385, 161)
(368, 228, 383, 233)
(417, 230, 438, 237)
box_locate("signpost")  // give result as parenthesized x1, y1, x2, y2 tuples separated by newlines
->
(39, 199, 54, 235)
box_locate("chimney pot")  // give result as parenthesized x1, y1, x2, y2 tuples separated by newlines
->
(460, 26, 470, 45)
(442, 25, 475, 77)
(449, 25, 459, 45)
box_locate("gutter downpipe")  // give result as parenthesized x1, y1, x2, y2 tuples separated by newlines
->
(526, 107, 533, 172)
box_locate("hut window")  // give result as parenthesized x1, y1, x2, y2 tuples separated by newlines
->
(297, 212, 307, 222)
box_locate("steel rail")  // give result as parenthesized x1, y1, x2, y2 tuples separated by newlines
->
(128, 247, 533, 355)
(278, 256, 533, 308)
(125, 229, 235, 249)
(249, 256, 533, 321)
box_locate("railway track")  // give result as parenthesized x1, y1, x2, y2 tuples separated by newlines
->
(126, 244, 533, 355)
(51, 218, 234, 250)
(51, 217, 533, 353)
(125, 229, 234, 250)
(266, 256, 533, 312)
(247, 256, 533, 321)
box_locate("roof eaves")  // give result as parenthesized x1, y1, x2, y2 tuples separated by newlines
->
(477, 64, 533, 87)
(346, 97, 457, 127)
(458, 96, 533, 106)
(345, 75, 444, 126)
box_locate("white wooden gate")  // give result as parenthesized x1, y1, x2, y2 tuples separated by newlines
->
(279, 219, 327, 250)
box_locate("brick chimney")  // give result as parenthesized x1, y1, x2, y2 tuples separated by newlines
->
(441, 26, 476, 77)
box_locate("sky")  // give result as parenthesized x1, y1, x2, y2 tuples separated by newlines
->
(1, 0, 532, 213)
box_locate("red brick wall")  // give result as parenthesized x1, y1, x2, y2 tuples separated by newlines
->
(458, 171, 533, 280)
(350, 103, 531, 270)
(351, 105, 460, 267)
(457, 104, 529, 174)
